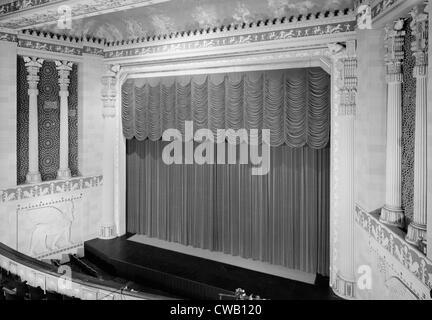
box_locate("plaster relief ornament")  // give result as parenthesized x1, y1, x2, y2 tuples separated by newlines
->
(25, 201, 75, 256)
(327, 42, 346, 55)
(409, 5, 429, 55)
(357, 4, 372, 29)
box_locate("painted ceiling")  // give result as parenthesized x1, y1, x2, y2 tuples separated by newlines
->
(35, 0, 354, 42)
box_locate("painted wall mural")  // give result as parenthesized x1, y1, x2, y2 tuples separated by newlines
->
(33, 0, 354, 42)
(17, 57, 79, 184)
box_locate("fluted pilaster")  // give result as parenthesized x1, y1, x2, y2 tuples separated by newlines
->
(99, 64, 120, 240)
(381, 21, 406, 228)
(55, 60, 73, 180)
(406, 5, 429, 246)
(24, 56, 44, 184)
(331, 40, 357, 299)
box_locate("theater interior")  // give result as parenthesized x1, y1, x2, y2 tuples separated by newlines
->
(0, 0, 431, 301)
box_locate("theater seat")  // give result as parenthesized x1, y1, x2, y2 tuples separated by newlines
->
(46, 290, 63, 300)
(28, 286, 45, 300)
(3, 287, 22, 301)
(63, 295, 80, 301)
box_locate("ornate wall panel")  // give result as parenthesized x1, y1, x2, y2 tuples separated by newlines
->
(402, 19, 416, 224)
(37, 60, 60, 181)
(17, 57, 79, 184)
(68, 63, 78, 177)
(17, 56, 29, 185)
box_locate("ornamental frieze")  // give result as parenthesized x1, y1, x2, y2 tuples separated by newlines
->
(0, 31, 18, 42)
(83, 45, 105, 56)
(0, 175, 103, 203)
(105, 20, 356, 59)
(355, 205, 432, 299)
(18, 38, 83, 55)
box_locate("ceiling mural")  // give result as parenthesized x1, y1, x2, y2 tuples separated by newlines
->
(35, 0, 354, 42)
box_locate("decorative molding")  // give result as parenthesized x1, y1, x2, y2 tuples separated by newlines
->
(18, 38, 83, 56)
(0, 30, 17, 42)
(101, 65, 120, 118)
(2, 11, 355, 61)
(0, 175, 103, 203)
(356, 205, 432, 299)
(337, 56, 358, 116)
(384, 20, 406, 83)
(83, 45, 105, 57)
(0, 0, 169, 29)
(329, 40, 358, 117)
(105, 20, 356, 59)
(23, 56, 43, 89)
(410, 4, 429, 75)
(371, 0, 403, 19)
(55, 60, 73, 90)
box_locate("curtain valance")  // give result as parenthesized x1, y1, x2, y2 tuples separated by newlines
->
(122, 68, 330, 149)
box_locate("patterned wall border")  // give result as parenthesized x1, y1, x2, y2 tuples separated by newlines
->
(1, 30, 105, 56)
(355, 205, 432, 298)
(105, 20, 356, 59)
(83, 45, 104, 56)
(18, 38, 83, 55)
(0, 175, 102, 203)
(0, 30, 17, 42)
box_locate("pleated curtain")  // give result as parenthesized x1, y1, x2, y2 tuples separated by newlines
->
(124, 67, 330, 276)
(126, 140, 330, 275)
(122, 68, 330, 148)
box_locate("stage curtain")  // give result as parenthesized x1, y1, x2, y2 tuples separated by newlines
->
(126, 139, 330, 276)
(122, 68, 330, 149)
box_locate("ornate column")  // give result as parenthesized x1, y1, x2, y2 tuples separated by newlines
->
(406, 5, 429, 246)
(55, 60, 73, 180)
(24, 56, 44, 184)
(331, 41, 358, 299)
(99, 64, 120, 239)
(380, 21, 406, 228)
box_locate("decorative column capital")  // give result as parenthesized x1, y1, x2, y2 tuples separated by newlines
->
(55, 60, 73, 91)
(384, 20, 406, 83)
(330, 41, 358, 117)
(101, 64, 121, 118)
(23, 56, 44, 91)
(409, 5, 429, 78)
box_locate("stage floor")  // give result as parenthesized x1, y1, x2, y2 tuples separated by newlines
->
(84, 234, 339, 300)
